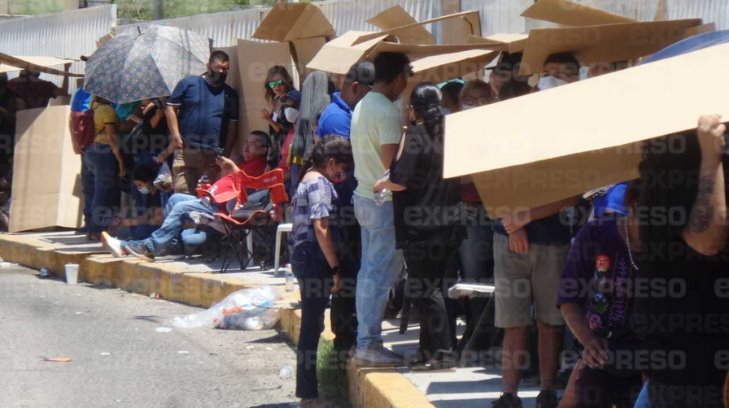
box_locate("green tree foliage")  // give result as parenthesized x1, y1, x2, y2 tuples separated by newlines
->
(115, 0, 277, 21)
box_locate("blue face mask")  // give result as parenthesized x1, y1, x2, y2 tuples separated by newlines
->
(137, 186, 150, 195)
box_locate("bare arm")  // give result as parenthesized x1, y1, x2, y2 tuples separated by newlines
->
(104, 124, 126, 177)
(560, 303, 608, 368)
(499, 195, 581, 234)
(224, 121, 238, 158)
(313, 217, 342, 293)
(373, 177, 406, 193)
(683, 115, 728, 256)
(381, 144, 399, 170)
(159, 105, 184, 163)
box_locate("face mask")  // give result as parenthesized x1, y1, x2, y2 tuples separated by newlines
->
(537, 75, 568, 91)
(208, 71, 227, 86)
(461, 104, 478, 111)
(284, 107, 299, 123)
(137, 186, 150, 195)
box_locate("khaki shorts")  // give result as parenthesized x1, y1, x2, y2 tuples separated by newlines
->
(172, 148, 221, 195)
(493, 232, 568, 328)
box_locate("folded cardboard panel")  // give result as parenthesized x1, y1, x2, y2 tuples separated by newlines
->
(444, 42, 729, 210)
(521, 0, 635, 26)
(306, 31, 389, 75)
(367, 6, 435, 45)
(518, 19, 702, 75)
(10, 106, 82, 232)
(253, 2, 335, 42)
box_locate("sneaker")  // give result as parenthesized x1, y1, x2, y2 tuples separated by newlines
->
(353, 346, 404, 367)
(492, 393, 522, 408)
(101, 232, 125, 257)
(123, 242, 154, 261)
(536, 390, 559, 408)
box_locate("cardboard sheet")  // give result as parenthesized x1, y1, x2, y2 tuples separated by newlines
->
(253, 2, 335, 42)
(521, 0, 635, 26)
(410, 49, 499, 84)
(518, 19, 702, 75)
(443, 42, 729, 210)
(291, 37, 327, 79)
(367, 6, 435, 45)
(468, 34, 528, 54)
(352, 11, 479, 46)
(0, 53, 80, 77)
(306, 31, 389, 75)
(440, 11, 483, 45)
(10, 106, 83, 232)
(368, 42, 507, 59)
(236, 40, 297, 140)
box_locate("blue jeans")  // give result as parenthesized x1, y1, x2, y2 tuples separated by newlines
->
(353, 195, 404, 350)
(81, 152, 94, 228)
(123, 193, 211, 254)
(84, 143, 120, 233)
(634, 381, 650, 408)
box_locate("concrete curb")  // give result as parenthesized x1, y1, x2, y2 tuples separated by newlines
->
(0, 233, 433, 408)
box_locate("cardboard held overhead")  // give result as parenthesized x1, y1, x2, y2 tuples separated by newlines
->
(468, 34, 528, 54)
(410, 49, 499, 84)
(253, 2, 335, 42)
(521, 0, 635, 26)
(352, 10, 481, 46)
(518, 19, 702, 76)
(0, 53, 81, 77)
(291, 37, 327, 79)
(237, 39, 297, 142)
(440, 10, 483, 45)
(367, 6, 435, 45)
(10, 105, 82, 232)
(367, 41, 507, 59)
(443, 42, 729, 211)
(306, 31, 389, 75)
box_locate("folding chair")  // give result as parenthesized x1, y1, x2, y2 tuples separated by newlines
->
(203, 168, 289, 273)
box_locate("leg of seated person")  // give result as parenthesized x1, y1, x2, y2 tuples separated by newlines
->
(124, 196, 212, 254)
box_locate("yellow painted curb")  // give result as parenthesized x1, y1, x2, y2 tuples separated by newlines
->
(0, 233, 432, 408)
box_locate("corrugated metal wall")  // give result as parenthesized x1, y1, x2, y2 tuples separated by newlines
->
(317, 0, 440, 36)
(0, 5, 115, 91)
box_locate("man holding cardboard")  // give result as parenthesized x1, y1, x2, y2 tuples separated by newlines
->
(351, 52, 410, 367)
(491, 53, 581, 408)
(159, 50, 239, 194)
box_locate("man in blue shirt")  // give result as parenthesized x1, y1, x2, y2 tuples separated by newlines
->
(160, 50, 239, 194)
(317, 61, 374, 140)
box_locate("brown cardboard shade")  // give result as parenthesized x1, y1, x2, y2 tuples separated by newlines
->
(0, 53, 80, 77)
(367, 5, 435, 45)
(521, 0, 635, 26)
(518, 19, 702, 76)
(368, 42, 507, 59)
(306, 31, 389, 75)
(410, 49, 499, 84)
(467, 34, 528, 54)
(10, 106, 83, 232)
(253, 2, 335, 42)
(291, 37, 327, 79)
(351, 11, 480, 46)
(440, 11, 483, 45)
(444, 42, 729, 210)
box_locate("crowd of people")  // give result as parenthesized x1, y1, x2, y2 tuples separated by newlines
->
(48, 44, 726, 408)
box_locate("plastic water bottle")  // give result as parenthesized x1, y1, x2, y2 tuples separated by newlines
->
(374, 188, 390, 206)
(284, 263, 294, 292)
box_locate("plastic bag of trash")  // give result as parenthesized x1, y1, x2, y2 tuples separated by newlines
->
(172, 285, 280, 330)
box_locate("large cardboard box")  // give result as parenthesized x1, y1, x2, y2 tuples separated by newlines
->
(10, 105, 82, 232)
(306, 31, 389, 75)
(368, 6, 435, 45)
(443, 42, 729, 212)
(518, 19, 702, 75)
(253, 2, 335, 42)
(521, 0, 635, 26)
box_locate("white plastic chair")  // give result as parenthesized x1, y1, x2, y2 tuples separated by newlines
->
(273, 222, 292, 275)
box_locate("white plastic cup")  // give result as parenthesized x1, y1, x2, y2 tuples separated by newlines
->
(64, 263, 79, 285)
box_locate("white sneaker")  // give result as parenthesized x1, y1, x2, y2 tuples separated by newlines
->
(101, 232, 124, 257)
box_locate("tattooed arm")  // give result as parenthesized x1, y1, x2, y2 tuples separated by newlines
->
(682, 115, 728, 256)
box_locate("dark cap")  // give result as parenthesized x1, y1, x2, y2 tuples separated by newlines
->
(345, 61, 375, 87)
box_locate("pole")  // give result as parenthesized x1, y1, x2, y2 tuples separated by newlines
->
(153, 0, 164, 20)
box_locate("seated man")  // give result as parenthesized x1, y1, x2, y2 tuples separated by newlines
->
(113, 163, 165, 240)
(101, 131, 270, 258)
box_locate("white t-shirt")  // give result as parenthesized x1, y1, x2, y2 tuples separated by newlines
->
(350, 91, 402, 200)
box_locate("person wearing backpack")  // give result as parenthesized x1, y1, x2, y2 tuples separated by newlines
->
(68, 85, 94, 235)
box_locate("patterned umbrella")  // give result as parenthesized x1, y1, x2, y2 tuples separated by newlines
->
(84, 24, 210, 104)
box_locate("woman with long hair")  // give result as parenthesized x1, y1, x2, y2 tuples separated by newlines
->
(632, 115, 729, 408)
(290, 136, 352, 407)
(374, 83, 465, 369)
(259, 65, 296, 167)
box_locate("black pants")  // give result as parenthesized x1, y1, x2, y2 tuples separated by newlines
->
(330, 216, 360, 360)
(403, 242, 460, 359)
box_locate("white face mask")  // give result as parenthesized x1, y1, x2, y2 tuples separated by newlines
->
(461, 104, 478, 111)
(537, 75, 568, 91)
(284, 107, 299, 123)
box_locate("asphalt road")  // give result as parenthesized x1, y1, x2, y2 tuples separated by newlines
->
(0, 266, 298, 408)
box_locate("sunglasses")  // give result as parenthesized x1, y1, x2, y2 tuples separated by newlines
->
(268, 79, 287, 89)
